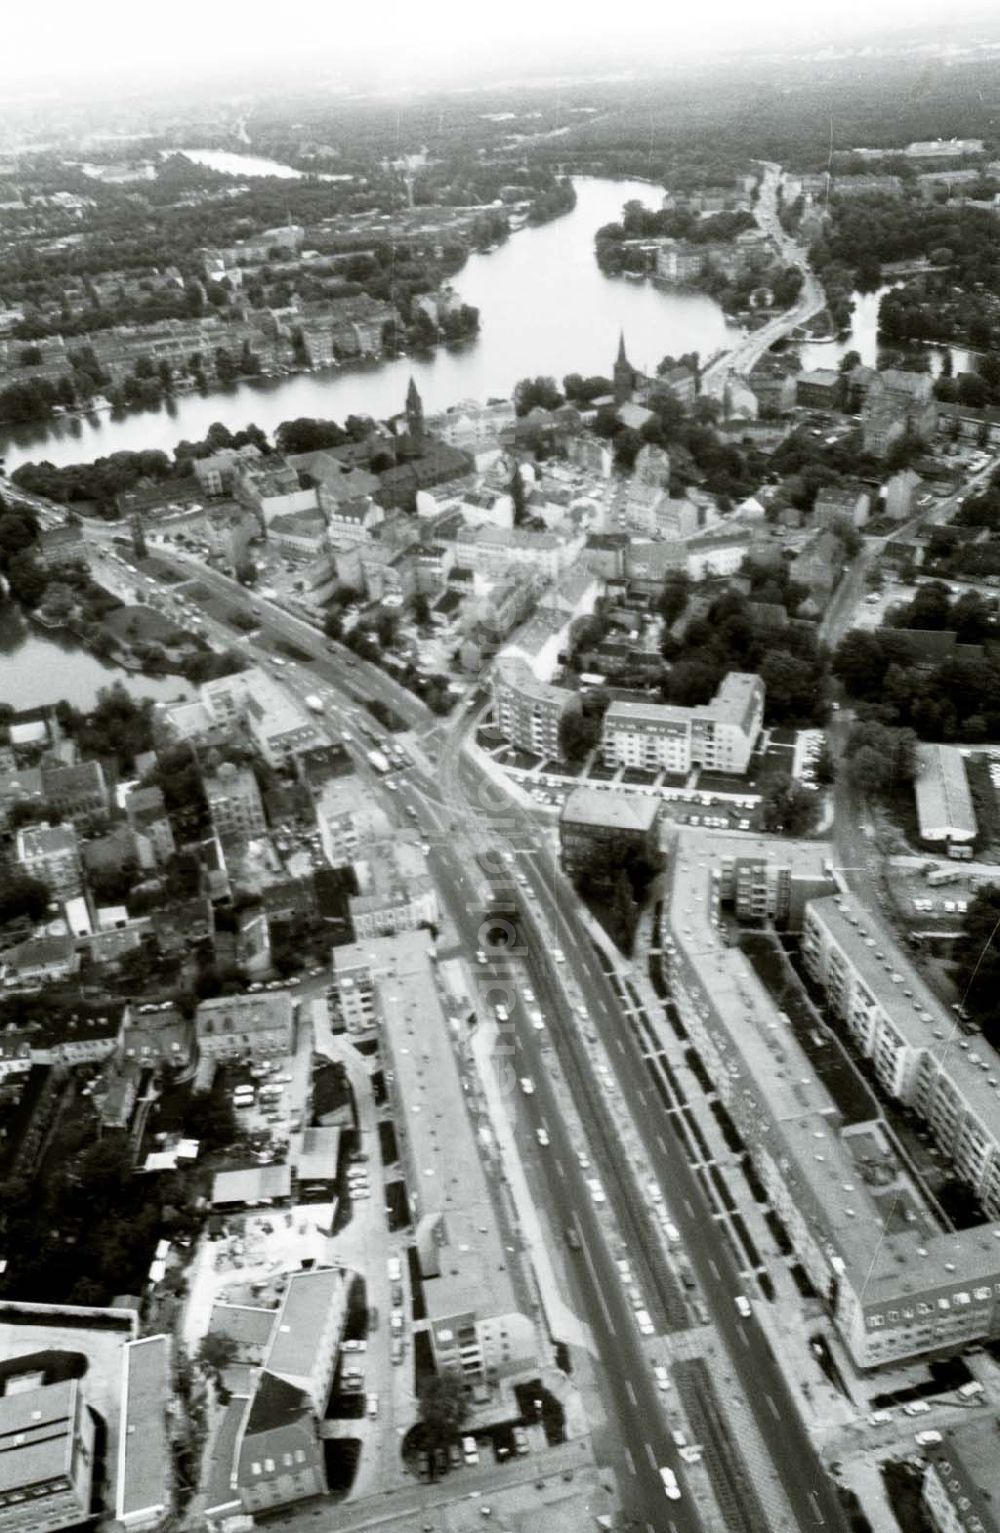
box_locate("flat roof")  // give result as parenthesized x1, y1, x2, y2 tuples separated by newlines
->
(371, 931, 522, 1325)
(560, 786, 661, 834)
(808, 894, 1000, 1131)
(117, 1336, 170, 1519)
(210, 1163, 292, 1206)
(265, 1268, 345, 1384)
(667, 833, 1000, 1306)
(0, 1378, 76, 1492)
(291, 1125, 341, 1182)
(915, 742, 977, 840)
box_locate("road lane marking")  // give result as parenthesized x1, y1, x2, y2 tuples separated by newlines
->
(624, 1446, 636, 1475)
(709, 1259, 721, 1280)
(644, 1441, 658, 1471)
(625, 1379, 637, 1406)
(554, 1158, 565, 1179)
(684, 1199, 695, 1217)
(766, 1394, 781, 1420)
(656, 1133, 667, 1151)
(809, 1492, 826, 1524)
(579, 1233, 616, 1337)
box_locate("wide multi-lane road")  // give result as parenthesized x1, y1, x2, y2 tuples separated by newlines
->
(439, 741, 849, 1533)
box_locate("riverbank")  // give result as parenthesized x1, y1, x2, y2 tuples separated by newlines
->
(0, 600, 195, 710)
(0, 177, 735, 475)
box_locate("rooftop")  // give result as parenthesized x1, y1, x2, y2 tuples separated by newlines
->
(0, 1378, 77, 1493)
(914, 742, 977, 841)
(370, 931, 523, 1326)
(116, 1336, 170, 1521)
(927, 1414, 1000, 1533)
(560, 786, 661, 834)
(265, 1268, 345, 1386)
(211, 1163, 293, 1207)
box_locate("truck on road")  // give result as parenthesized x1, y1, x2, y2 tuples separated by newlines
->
(366, 748, 390, 775)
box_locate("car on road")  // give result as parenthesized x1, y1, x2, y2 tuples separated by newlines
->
(577, 1151, 591, 1170)
(735, 1295, 751, 1318)
(476, 950, 487, 965)
(462, 1435, 479, 1466)
(904, 1401, 931, 1416)
(586, 1178, 606, 1205)
(529, 1009, 544, 1030)
(553, 948, 566, 964)
(663, 1221, 681, 1243)
(654, 1364, 670, 1392)
(519, 1077, 535, 1095)
(636, 1309, 655, 1336)
(342, 1339, 367, 1353)
(916, 1430, 943, 1447)
(513, 1426, 529, 1456)
(660, 1467, 681, 1501)
(868, 1411, 893, 1425)
(565, 1226, 581, 1250)
(536, 1127, 550, 1147)
(366, 1393, 379, 1418)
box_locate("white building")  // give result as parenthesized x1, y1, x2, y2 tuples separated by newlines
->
(602, 673, 765, 776)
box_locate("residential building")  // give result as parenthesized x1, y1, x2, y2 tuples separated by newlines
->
(667, 840, 1000, 1369)
(16, 822, 82, 897)
(264, 1267, 347, 1413)
(813, 483, 872, 529)
(914, 744, 977, 846)
(802, 894, 1000, 1223)
(2, 933, 80, 989)
(559, 789, 661, 886)
(314, 775, 390, 865)
(234, 456, 318, 525)
(936, 402, 1000, 447)
(124, 785, 175, 863)
(116, 1336, 172, 1532)
(119, 1003, 193, 1070)
(490, 654, 581, 759)
(349, 835, 437, 939)
(717, 836, 836, 928)
(883, 468, 922, 521)
(426, 399, 516, 452)
(201, 668, 319, 767)
(795, 369, 842, 409)
(267, 512, 328, 561)
(0, 1379, 96, 1533)
(371, 931, 538, 1384)
(905, 139, 984, 159)
(204, 762, 267, 841)
(458, 486, 514, 531)
(205, 1375, 324, 1526)
(833, 175, 904, 198)
(453, 524, 582, 581)
(602, 673, 765, 775)
(923, 1417, 1000, 1533)
(196, 991, 295, 1061)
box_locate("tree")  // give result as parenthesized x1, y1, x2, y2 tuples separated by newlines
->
(412, 592, 431, 629)
(558, 710, 601, 764)
(657, 571, 691, 627)
(198, 1334, 237, 1376)
(509, 465, 527, 525)
(760, 776, 821, 837)
(954, 886, 1000, 1040)
(0, 870, 50, 925)
(417, 1374, 469, 1463)
(513, 375, 563, 417)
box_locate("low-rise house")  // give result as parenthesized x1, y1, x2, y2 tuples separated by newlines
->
(2, 932, 81, 988)
(795, 369, 842, 410)
(204, 762, 267, 842)
(120, 1002, 193, 1070)
(37, 523, 88, 570)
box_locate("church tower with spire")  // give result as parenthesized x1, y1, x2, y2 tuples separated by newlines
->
(613, 331, 634, 406)
(405, 376, 424, 445)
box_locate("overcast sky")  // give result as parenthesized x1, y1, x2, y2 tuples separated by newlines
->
(7, 0, 1000, 91)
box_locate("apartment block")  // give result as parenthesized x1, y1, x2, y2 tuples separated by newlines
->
(201, 668, 319, 767)
(802, 895, 1000, 1220)
(195, 991, 295, 1061)
(491, 655, 580, 759)
(559, 788, 661, 887)
(665, 834, 1000, 1369)
(204, 762, 267, 842)
(15, 822, 82, 897)
(0, 1379, 95, 1533)
(602, 673, 764, 776)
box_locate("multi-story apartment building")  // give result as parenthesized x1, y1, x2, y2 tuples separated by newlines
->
(15, 822, 82, 897)
(802, 895, 1000, 1220)
(923, 1418, 1000, 1533)
(559, 788, 661, 887)
(602, 673, 764, 776)
(0, 1379, 96, 1533)
(204, 762, 267, 842)
(717, 839, 835, 928)
(370, 931, 537, 1385)
(665, 835, 1000, 1369)
(349, 836, 438, 940)
(201, 668, 319, 767)
(195, 991, 295, 1061)
(124, 785, 176, 864)
(491, 655, 580, 759)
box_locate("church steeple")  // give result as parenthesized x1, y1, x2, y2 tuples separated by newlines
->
(405, 375, 424, 444)
(613, 330, 634, 406)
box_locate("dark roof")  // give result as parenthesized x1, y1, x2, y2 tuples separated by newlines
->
(244, 1370, 309, 1436)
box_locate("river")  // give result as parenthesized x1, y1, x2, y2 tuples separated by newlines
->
(796, 284, 973, 376)
(0, 603, 194, 712)
(0, 175, 739, 474)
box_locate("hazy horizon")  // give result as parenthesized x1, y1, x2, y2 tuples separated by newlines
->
(7, 0, 1000, 99)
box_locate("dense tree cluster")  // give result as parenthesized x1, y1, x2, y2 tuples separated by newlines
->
(834, 626, 1000, 740)
(55, 684, 155, 770)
